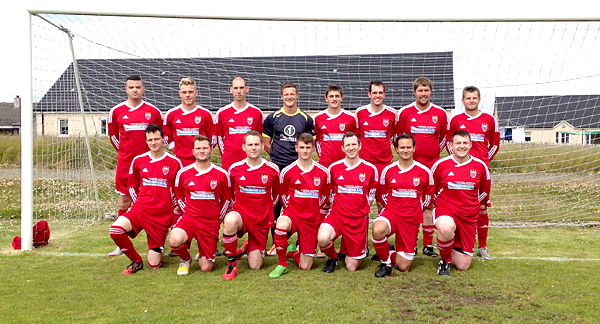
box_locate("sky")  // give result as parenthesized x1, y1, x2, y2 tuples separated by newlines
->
(2, 1, 599, 114)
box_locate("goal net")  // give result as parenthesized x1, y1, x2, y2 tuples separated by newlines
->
(27, 14, 600, 242)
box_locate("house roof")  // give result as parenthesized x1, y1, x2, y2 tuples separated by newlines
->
(0, 103, 21, 127)
(495, 95, 600, 129)
(35, 52, 455, 114)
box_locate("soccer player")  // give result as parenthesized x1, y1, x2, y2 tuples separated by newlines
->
(314, 84, 359, 168)
(431, 130, 491, 275)
(268, 133, 329, 278)
(317, 132, 378, 273)
(107, 75, 163, 257)
(169, 135, 230, 275)
(372, 134, 434, 277)
(108, 124, 182, 274)
(262, 82, 315, 256)
(446, 86, 499, 260)
(163, 77, 216, 167)
(215, 77, 264, 171)
(356, 80, 396, 213)
(395, 76, 448, 257)
(221, 131, 280, 280)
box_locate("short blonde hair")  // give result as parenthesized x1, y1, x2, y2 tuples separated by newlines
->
(179, 77, 196, 88)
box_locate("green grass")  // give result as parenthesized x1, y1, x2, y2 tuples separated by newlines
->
(0, 223, 598, 323)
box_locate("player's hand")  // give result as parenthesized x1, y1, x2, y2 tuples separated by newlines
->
(480, 203, 486, 210)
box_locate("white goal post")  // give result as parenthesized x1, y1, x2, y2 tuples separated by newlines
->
(20, 4, 600, 250)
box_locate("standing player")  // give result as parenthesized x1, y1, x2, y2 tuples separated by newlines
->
(107, 75, 163, 257)
(314, 84, 359, 168)
(395, 76, 448, 257)
(221, 131, 280, 280)
(268, 133, 329, 278)
(262, 82, 315, 256)
(108, 124, 182, 274)
(372, 134, 434, 277)
(169, 135, 230, 275)
(432, 130, 491, 275)
(356, 80, 396, 213)
(215, 77, 264, 171)
(163, 77, 216, 167)
(317, 132, 378, 273)
(447, 86, 499, 260)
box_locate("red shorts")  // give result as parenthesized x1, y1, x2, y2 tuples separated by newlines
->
(114, 161, 130, 196)
(375, 213, 419, 256)
(279, 214, 319, 257)
(433, 206, 476, 256)
(177, 156, 196, 168)
(173, 216, 219, 262)
(122, 205, 171, 251)
(234, 211, 269, 257)
(321, 212, 368, 259)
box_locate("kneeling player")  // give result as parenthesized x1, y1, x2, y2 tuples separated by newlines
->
(221, 131, 280, 280)
(109, 124, 182, 274)
(268, 133, 330, 278)
(431, 130, 490, 275)
(317, 132, 378, 273)
(169, 135, 230, 275)
(372, 134, 434, 277)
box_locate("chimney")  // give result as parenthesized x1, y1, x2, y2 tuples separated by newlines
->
(14, 95, 21, 109)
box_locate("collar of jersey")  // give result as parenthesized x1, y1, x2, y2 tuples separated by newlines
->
(452, 155, 473, 166)
(413, 102, 432, 114)
(276, 106, 304, 117)
(194, 163, 214, 176)
(395, 161, 416, 174)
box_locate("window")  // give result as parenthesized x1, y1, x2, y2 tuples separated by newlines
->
(583, 133, 600, 145)
(100, 118, 108, 136)
(58, 118, 69, 136)
(525, 132, 532, 142)
(555, 132, 571, 144)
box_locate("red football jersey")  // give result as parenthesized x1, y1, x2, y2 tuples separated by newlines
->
(432, 156, 491, 220)
(108, 101, 163, 165)
(395, 102, 448, 169)
(356, 104, 396, 164)
(280, 161, 330, 226)
(379, 161, 434, 224)
(215, 103, 264, 171)
(128, 152, 182, 218)
(229, 158, 279, 228)
(328, 159, 378, 217)
(447, 111, 500, 166)
(314, 109, 359, 168)
(163, 105, 216, 162)
(174, 163, 231, 226)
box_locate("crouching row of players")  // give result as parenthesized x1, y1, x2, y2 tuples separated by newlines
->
(110, 124, 489, 278)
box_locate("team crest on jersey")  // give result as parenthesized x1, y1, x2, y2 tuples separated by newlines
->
(359, 173, 366, 182)
(210, 179, 217, 189)
(339, 123, 346, 131)
(145, 112, 151, 120)
(432, 115, 438, 123)
(383, 119, 390, 127)
(314, 177, 321, 186)
(413, 177, 420, 186)
(195, 116, 202, 124)
(162, 166, 170, 175)
(481, 123, 488, 132)
(261, 174, 268, 184)
(247, 117, 253, 125)
(470, 169, 477, 178)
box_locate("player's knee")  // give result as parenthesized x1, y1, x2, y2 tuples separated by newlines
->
(222, 214, 238, 232)
(150, 247, 162, 254)
(397, 262, 412, 272)
(276, 218, 291, 231)
(345, 260, 361, 272)
(371, 221, 388, 239)
(199, 262, 214, 272)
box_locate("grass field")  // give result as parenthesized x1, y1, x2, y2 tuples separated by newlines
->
(0, 222, 598, 323)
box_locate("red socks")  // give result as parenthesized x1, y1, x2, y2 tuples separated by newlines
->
(478, 209, 489, 248)
(223, 233, 238, 264)
(372, 237, 390, 264)
(274, 228, 289, 267)
(422, 225, 435, 247)
(437, 237, 454, 263)
(170, 242, 191, 262)
(287, 250, 301, 265)
(319, 241, 338, 259)
(109, 225, 141, 263)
